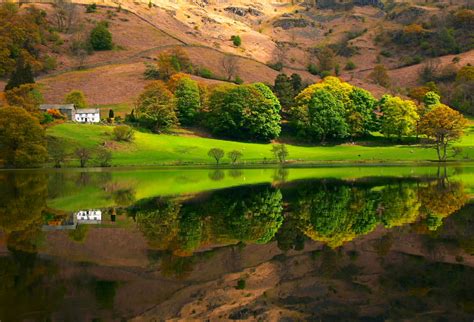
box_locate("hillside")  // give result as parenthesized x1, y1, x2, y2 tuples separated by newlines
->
(1, 0, 472, 109)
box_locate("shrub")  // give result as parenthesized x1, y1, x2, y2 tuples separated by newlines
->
(307, 63, 319, 75)
(231, 35, 241, 46)
(112, 125, 134, 142)
(345, 61, 356, 70)
(234, 75, 244, 84)
(89, 22, 113, 51)
(198, 67, 213, 79)
(86, 3, 97, 13)
(268, 62, 283, 71)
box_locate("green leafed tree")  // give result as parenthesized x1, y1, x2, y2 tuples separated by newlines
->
(64, 90, 87, 109)
(207, 83, 281, 141)
(207, 148, 224, 165)
(290, 88, 348, 142)
(174, 77, 200, 125)
(379, 95, 419, 140)
(134, 81, 178, 133)
(0, 107, 47, 168)
(5, 57, 35, 91)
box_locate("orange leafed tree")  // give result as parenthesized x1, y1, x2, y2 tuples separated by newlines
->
(419, 104, 467, 161)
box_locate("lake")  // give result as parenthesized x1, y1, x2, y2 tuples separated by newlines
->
(0, 166, 473, 321)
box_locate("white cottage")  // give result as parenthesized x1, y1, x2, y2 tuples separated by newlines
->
(76, 210, 102, 224)
(75, 108, 101, 123)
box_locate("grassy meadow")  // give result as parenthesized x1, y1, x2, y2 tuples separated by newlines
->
(47, 122, 474, 167)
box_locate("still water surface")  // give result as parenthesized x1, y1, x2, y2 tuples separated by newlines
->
(0, 166, 473, 321)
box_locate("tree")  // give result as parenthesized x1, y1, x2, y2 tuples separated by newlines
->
(134, 81, 178, 133)
(221, 55, 239, 81)
(419, 104, 467, 161)
(272, 144, 289, 164)
(5, 57, 35, 91)
(174, 77, 201, 125)
(273, 74, 295, 113)
(108, 109, 114, 119)
(64, 90, 87, 108)
(112, 125, 134, 142)
(368, 64, 390, 88)
(207, 83, 281, 141)
(89, 22, 113, 51)
(290, 73, 303, 93)
(95, 147, 112, 167)
(423, 91, 441, 107)
(0, 107, 47, 168)
(207, 148, 224, 165)
(166, 73, 190, 92)
(74, 147, 92, 167)
(5, 84, 43, 113)
(52, 0, 78, 33)
(47, 138, 67, 168)
(227, 150, 243, 164)
(348, 87, 377, 136)
(290, 88, 348, 142)
(379, 95, 419, 140)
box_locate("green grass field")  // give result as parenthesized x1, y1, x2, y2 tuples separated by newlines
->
(47, 123, 474, 167)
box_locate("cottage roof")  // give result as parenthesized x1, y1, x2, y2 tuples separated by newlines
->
(76, 108, 100, 114)
(39, 104, 75, 110)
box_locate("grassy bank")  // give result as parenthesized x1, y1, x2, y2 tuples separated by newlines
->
(47, 123, 474, 167)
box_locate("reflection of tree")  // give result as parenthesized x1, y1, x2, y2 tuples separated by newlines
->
(95, 280, 118, 309)
(380, 183, 421, 228)
(293, 184, 378, 248)
(130, 198, 182, 250)
(419, 180, 467, 231)
(273, 168, 289, 183)
(208, 169, 225, 181)
(128, 185, 283, 255)
(0, 172, 47, 253)
(228, 169, 243, 178)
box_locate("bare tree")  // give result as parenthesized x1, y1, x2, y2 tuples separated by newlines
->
(221, 55, 239, 81)
(52, 0, 78, 33)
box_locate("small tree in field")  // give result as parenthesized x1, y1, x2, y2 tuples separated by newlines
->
(108, 109, 114, 119)
(95, 146, 112, 167)
(75, 147, 92, 167)
(272, 144, 288, 164)
(369, 64, 390, 88)
(228, 150, 243, 164)
(208, 148, 224, 165)
(419, 104, 467, 161)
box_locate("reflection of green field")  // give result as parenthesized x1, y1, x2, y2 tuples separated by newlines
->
(47, 166, 474, 211)
(47, 123, 474, 167)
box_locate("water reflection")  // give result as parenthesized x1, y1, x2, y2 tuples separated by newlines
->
(0, 168, 473, 320)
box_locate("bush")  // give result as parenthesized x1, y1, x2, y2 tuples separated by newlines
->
(89, 22, 113, 51)
(268, 62, 283, 71)
(345, 61, 356, 70)
(234, 76, 244, 84)
(231, 35, 241, 46)
(86, 3, 97, 13)
(112, 125, 134, 142)
(144, 63, 160, 80)
(95, 147, 112, 167)
(307, 63, 319, 75)
(198, 67, 213, 79)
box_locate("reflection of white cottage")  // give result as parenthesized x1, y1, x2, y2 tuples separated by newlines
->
(76, 210, 102, 224)
(74, 108, 101, 123)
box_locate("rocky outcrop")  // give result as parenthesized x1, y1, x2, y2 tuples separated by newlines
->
(273, 18, 310, 30)
(224, 6, 262, 17)
(316, 0, 383, 10)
